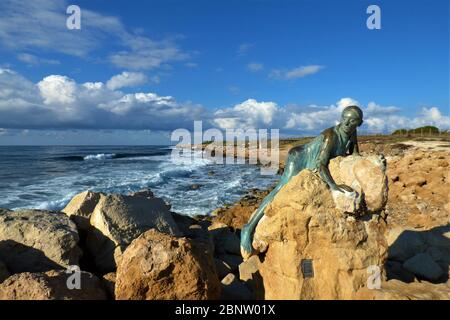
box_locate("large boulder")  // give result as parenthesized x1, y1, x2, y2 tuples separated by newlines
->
(62, 191, 103, 231)
(252, 169, 388, 300)
(85, 194, 180, 273)
(329, 154, 388, 212)
(0, 270, 107, 300)
(115, 229, 220, 300)
(0, 209, 81, 274)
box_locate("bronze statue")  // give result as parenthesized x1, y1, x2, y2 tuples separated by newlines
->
(240, 105, 364, 259)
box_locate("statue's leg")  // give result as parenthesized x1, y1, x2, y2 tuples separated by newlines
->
(240, 153, 299, 258)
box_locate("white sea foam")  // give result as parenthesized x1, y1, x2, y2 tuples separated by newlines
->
(83, 153, 116, 161)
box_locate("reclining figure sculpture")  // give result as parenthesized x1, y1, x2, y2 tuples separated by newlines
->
(240, 105, 364, 259)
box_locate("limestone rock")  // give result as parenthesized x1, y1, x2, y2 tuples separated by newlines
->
(128, 189, 154, 198)
(331, 189, 362, 213)
(0, 270, 107, 300)
(115, 229, 220, 300)
(0, 209, 81, 273)
(253, 169, 388, 300)
(239, 255, 261, 282)
(102, 272, 116, 299)
(403, 253, 444, 281)
(329, 154, 388, 212)
(239, 255, 264, 299)
(62, 191, 102, 230)
(86, 194, 180, 272)
(220, 273, 252, 300)
(356, 279, 450, 300)
(0, 260, 9, 283)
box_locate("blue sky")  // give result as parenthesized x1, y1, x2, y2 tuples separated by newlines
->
(0, 0, 448, 144)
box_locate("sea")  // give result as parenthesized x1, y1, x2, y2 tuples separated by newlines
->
(0, 146, 279, 216)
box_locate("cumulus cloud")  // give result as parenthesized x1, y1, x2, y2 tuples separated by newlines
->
(0, 0, 188, 70)
(1, 68, 448, 135)
(211, 96, 449, 134)
(38, 75, 77, 105)
(269, 65, 324, 80)
(106, 72, 148, 90)
(213, 99, 279, 130)
(0, 68, 203, 130)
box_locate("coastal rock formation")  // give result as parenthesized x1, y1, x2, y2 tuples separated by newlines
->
(84, 194, 180, 272)
(329, 154, 388, 212)
(115, 229, 220, 300)
(385, 149, 450, 230)
(356, 279, 450, 300)
(252, 169, 388, 299)
(0, 209, 81, 274)
(0, 270, 107, 300)
(62, 191, 103, 231)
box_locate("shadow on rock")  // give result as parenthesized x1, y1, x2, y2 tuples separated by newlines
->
(386, 224, 449, 284)
(0, 240, 63, 273)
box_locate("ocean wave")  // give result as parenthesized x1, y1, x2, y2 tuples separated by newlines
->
(55, 151, 171, 161)
(84, 153, 116, 161)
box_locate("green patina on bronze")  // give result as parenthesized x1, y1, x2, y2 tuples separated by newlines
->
(240, 105, 364, 258)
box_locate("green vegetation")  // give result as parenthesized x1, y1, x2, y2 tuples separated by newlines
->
(392, 126, 440, 135)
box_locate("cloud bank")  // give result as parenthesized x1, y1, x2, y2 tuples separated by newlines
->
(0, 68, 448, 135)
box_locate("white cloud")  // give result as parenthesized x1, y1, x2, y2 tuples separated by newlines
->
(0, 0, 187, 70)
(1, 69, 449, 135)
(0, 68, 203, 130)
(106, 72, 148, 90)
(247, 62, 263, 72)
(270, 65, 324, 80)
(17, 53, 60, 65)
(213, 99, 279, 129)
(38, 75, 77, 105)
(366, 101, 400, 114)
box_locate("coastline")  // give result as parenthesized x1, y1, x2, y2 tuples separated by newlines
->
(0, 134, 449, 299)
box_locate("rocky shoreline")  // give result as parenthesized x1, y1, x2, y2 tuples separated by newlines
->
(0, 138, 449, 300)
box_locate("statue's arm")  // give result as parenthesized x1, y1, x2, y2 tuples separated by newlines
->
(348, 132, 360, 155)
(316, 132, 340, 191)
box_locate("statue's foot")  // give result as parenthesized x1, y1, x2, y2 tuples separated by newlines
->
(240, 224, 253, 260)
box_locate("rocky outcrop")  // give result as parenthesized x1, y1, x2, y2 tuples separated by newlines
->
(0, 209, 81, 274)
(329, 154, 388, 212)
(386, 149, 450, 229)
(62, 191, 103, 231)
(252, 168, 388, 299)
(85, 194, 180, 273)
(0, 270, 107, 300)
(356, 279, 450, 300)
(115, 229, 220, 300)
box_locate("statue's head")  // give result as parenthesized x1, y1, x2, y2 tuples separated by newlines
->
(340, 105, 363, 135)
